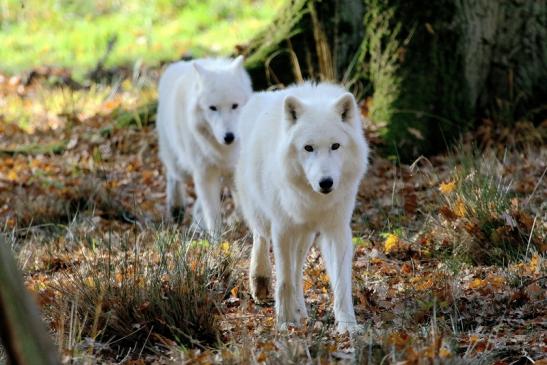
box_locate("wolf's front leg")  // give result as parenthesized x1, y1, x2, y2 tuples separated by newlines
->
(166, 174, 188, 222)
(249, 232, 272, 303)
(271, 225, 301, 329)
(320, 226, 360, 334)
(294, 231, 315, 319)
(223, 173, 242, 226)
(193, 168, 222, 236)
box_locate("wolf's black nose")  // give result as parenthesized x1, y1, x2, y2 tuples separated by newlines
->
(319, 177, 333, 193)
(224, 132, 235, 144)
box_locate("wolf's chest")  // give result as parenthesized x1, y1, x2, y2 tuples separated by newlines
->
(279, 189, 340, 226)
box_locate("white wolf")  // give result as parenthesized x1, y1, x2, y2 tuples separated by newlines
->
(157, 56, 252, 234)
(235, 82, 369, 333)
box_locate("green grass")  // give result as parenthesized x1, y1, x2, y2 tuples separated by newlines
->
(0, 0, 283, 75)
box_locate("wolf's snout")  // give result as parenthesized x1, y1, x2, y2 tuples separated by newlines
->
(319, 177, 333, 194)
(224, 132, 235, 145)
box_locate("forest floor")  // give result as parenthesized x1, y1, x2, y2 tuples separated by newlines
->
(0, 66, 546, 364)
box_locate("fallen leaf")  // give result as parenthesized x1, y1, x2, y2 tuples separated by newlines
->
(454, 198, 467, 217)
(230, 286, 239, 298)
(384, 234, 400, 254)
(387, 330, 410, 349)
(468, 278, 487, 290)
(439, 206, 458, 221)
(403, 186, 417, 215)
(439, 181, 456, 194)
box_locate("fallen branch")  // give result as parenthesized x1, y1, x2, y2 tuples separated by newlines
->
(87, 34, 119, 82)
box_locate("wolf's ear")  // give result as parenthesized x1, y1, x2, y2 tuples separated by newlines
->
(193, 62, 210, 80)
(231, 55, 244, 69)
(283, 95, 304, 125)
(333, 93, 356, 123)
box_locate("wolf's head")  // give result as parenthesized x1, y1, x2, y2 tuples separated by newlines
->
(193, 56, 252, 145)
(282, 91, 365, 195)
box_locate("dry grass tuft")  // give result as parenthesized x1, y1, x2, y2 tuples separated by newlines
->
(46, 229, 243, 359)
(434, 147, 542, 265)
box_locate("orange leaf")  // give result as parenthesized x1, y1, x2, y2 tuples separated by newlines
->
(387, 330, 410, 349)
(529, 254, 540, 273)
(439, 181, 456, 194)
(486, 274, 505, 289)
(256, 351, 267, 362)
(469, 335, 479, 343)
(7, 169, 18, 181)
(230, 286, 239, 298)
(416, 277, 434, 291)
(401, 263, 412, 274)
(454, 198, 467, 217)
(384, 234, 400, 254)
(101, 98, 122, 113)
(468, 278, 486, 290)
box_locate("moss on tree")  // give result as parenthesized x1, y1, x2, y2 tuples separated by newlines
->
(241, 0, 547, 161)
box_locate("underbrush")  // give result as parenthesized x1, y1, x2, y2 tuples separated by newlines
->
(427, 147, 543, 266)
(42, 229, 243, 360)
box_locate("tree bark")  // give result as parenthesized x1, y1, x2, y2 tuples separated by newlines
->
(241, 0, 547, 160)
(0, 237, 60, 365)
(244, 0, 366, 87)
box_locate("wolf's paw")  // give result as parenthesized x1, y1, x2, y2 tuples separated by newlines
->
(276, 303, 306, 330)
(250, 275, 271, 304)
(336, 321, 364, 336)
(277, 321, 299, 332)
(225, 209, 242, 227)
(277, 311, 304, 331)
(169, 206, 185, 223)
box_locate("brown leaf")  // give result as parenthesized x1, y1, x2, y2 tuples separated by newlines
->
(403, 186, 417, 216)
(439, 206, 457, 221)
(401, 262, 412, 274)
(387, 330, 410, 349)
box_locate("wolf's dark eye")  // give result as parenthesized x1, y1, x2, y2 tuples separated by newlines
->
(304, 145, 314, 152)
(232, 103, 238, 110)
(209, 106, 217, 111)
(331, 143, 340, 150)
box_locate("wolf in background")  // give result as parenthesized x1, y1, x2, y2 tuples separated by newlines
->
(157, 56, 252, 234)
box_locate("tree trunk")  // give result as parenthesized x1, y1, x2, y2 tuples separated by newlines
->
(0, 237, 60, 365)
(241, 0, 547, 160)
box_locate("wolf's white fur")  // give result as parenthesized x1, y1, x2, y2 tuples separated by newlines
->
(157, 57, 252, 234)
(235, 82, 369, 333)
